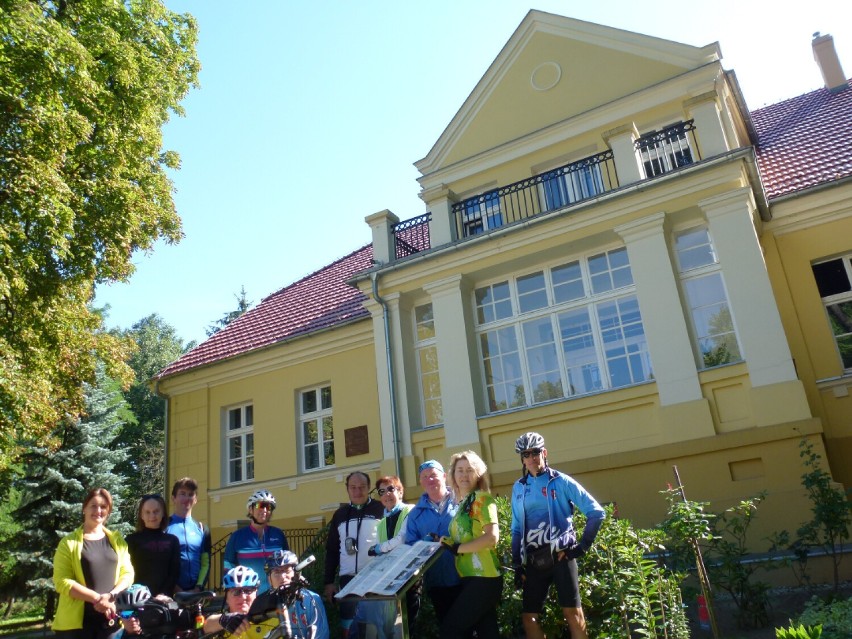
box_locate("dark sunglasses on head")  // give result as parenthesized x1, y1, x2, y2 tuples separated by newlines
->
(229, 587, 257, 596)
(141, 493, 162, 500)
(521, 449, 542, 459)
(376, 486, 399, 496)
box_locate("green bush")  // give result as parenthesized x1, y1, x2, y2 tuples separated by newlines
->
(776, 622, 823, 638)
(495, 498, 689, 639)
(796, 596, 852, 638)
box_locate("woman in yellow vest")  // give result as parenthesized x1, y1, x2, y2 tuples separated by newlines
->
(52, 488, 135, 639)
(363, 475, 417, 639)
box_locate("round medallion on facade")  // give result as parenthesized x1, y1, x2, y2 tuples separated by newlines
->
(530, 61, 562, 91)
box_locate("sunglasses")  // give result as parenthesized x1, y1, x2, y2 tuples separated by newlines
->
(376, 486, 399, 496)
(520, 449, 542, 459)
(229, 587, 257, 596)
(254, 502, 274, 510)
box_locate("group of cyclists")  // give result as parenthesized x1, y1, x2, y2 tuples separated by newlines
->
(52, 432, 605, 639)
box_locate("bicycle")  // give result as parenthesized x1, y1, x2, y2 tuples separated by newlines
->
(116, 585, 219, 639)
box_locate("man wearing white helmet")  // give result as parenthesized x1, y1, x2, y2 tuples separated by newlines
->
(223, 490, 289, 593)
(510, 432, 605, 639)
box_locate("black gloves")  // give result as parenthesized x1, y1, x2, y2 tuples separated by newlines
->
(219, 613, 246, 634)
(563, 542, 586, 560)
(513, 564, 524, 589)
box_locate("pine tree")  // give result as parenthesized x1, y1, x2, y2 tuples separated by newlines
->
(11, 364, 131, 617)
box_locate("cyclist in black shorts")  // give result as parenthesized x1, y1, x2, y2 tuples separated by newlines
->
(510, 432, 606, 639)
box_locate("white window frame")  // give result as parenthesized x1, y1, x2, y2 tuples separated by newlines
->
(473, 245, 654, 413)
(224, 403, 254, 485)
(674, 226, 742, 369)
(299, 384, 334, 472)
(414, 303, 443, 429)
(811, 253, 852, 372)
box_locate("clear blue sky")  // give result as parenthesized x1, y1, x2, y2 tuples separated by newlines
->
(94, 0, 852, 346)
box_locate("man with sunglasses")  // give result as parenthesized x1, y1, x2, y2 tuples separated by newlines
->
(224, 490, 289, 594)
(510, 432, 605, 639)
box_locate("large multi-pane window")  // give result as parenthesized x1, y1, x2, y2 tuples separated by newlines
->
(225, 404, 254, 484)
(475, 247, 653, 412)
(812, 253, 852, 371)
(414, 304, 443, 428)
(300, 385, 334, 471)
(675, 227, 742, 368)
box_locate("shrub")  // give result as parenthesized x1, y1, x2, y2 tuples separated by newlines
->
(796, 596, 852, 639)
(776, 622, 823, 638)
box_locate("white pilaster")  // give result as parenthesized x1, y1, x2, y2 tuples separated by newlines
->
(365, 210, 399, 265)
(423, 274, 479, 448)
(603, 123, 644, 186)
(615, 213, 703, 405)
(684, 92, 729, 158)
(699, 188, 798, 387)
(420, 184, 457, 248)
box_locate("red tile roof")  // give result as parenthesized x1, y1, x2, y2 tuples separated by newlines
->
(752, 80, 852, 200)
(156, 244, 374, 379)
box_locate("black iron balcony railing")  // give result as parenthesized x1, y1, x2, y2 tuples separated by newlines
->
(635, 119, 699, 178)
(389, 120, 700, 256)
(452, 149, 617, 239)
(392, 211, 431, 259)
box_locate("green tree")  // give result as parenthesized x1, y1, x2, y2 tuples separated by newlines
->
(206, 286, 253, 336)
(795, 438, 851, 592)
(0, 0, 200, 467)
(0, 481, 23, 616)
(115, 314, 190, 522)
(10, 364, 131, 619)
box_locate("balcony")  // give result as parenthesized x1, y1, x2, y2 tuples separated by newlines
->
(392, 120, 700, 257)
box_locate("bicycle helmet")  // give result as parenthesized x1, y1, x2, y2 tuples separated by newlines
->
(115, 584, 151, 609)
(223, 566, 260, 590)
(515, 432, 546, 454)
(265, 549, 299, 571)
(246, 489, 276, 511)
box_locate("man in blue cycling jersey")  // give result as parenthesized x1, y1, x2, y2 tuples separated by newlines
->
(511, 432, 605, 639)
(224, 490, 289, 594)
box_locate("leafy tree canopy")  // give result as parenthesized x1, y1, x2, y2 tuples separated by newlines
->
(0, 0, 200, 466)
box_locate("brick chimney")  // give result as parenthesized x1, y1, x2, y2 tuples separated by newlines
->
(812, 32, 848, 92)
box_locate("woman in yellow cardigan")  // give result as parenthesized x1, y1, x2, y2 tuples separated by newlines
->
(53, 488, 134, 639)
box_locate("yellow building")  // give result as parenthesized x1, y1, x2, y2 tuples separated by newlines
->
(155, 12, 851, 562)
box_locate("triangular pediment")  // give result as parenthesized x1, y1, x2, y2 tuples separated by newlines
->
(415, 10, 721, 176)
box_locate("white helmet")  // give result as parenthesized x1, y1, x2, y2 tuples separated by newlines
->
(515, 432, 545, 454)
(246, 489, 276, 511)
(266, 549, 299, 572)
(223, 566, 260, 590)
(116, 584, 151, 610)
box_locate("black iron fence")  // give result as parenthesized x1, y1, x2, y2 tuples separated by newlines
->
(392, 212, 431, 259)
(451, 149, 617, 239)
(390, 120, 700, 254)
